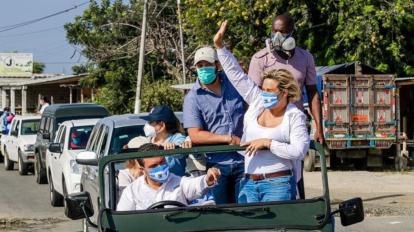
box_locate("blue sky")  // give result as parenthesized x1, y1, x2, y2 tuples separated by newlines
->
(0, 1, 89, 74)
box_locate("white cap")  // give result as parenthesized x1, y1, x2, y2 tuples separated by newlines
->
(127, 136, 150, 149)
(193, 46, 218, 65)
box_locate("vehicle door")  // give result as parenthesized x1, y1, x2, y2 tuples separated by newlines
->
(40, 117, 52, 166)
(4, 119, 15, 159)
(91, 125, 109, 223)
(50, 124, 66, 193)
(82, 124, 105, 223)
(9, 119, 20, 161)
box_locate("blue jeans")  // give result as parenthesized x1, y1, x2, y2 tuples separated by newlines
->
(238, 174, 296, 203)
(166, 155, 187, 177)
(207, 162, 244, 204)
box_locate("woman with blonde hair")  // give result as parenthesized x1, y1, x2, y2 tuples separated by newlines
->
(214, 21, 310, 203)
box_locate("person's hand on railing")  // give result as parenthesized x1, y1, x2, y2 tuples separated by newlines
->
(227, 135, 241, 145)
(163, 142, 176, 150)
(181, 140, 192, 148)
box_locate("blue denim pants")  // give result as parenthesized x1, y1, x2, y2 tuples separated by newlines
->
(238, 173, 296, 203)
(206, 162, 244, 204)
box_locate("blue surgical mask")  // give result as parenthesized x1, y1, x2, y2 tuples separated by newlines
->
(197, 66, 217, 84)
(147, 163, 170, 184)
(261, 91, 280, 109)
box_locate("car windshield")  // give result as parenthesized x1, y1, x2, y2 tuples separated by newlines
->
(21, 120, 40, 135)
(69, 126, 94, 150)
(109, 125, 144, 155)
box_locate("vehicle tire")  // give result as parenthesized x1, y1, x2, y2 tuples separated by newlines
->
(83, 219, 89, 232)
(304, 150, 316, 172)
(18, 151, 28, 175)
(63, 178, 70, 216)
(354, 158, 367, 170)
(395, 155, 408, 171)
(330, 150, 340, 170)
(48, 171, 63, 207)
(4, 149, 14, 171)
(34, 153, 47, 184)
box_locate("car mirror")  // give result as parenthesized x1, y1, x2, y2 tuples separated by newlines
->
(76, 151, 98, 166)
(42, 132, 50, 140)
(49, 143, 63, 153)
(64, 191, 94, 220)
(11, 130, 18, 136)
(339, 197, 364, 226)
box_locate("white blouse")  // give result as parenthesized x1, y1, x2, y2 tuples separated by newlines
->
(217, 47, 310, 181)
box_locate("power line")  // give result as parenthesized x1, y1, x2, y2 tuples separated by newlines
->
(0, 26, 63, 38)
(0, 1, 88, 33)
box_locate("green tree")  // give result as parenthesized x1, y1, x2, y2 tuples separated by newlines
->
(65, 0, 189, 114)
(33, 61, 45, 73)
(183, 0, 414, 76)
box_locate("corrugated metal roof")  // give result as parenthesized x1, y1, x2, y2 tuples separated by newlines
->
(0, 73, 87, 87)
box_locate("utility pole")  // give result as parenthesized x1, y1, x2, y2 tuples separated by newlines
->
(177, 0, 186, 84)
(134, 0, 148, 114)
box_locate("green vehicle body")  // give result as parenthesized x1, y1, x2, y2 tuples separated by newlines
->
(92, 142, 348, 232)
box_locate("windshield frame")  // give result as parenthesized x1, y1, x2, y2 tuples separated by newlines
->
(68, 125, 94, 150)
(20, 119, 40, 135)
(98, 142, 332, 231)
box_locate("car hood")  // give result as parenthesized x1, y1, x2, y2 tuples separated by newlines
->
(67, 149, 86, 159)
(19, 135, 37, 145)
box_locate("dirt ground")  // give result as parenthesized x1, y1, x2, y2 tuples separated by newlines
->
(304, 170, 414, 217)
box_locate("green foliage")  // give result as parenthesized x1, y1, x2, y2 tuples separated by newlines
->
(65, 0, 186, 114)
(66, 0, 414, 114)
(183, 0, 414, 76)
(32, 61, 45, 74)
(141, 78, 184, 112)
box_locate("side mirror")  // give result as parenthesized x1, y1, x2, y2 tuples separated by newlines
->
(49, 143, 63, 153)
(42, 132, 50, 140)
(11, 130, 18, 137)
(76, 151, 98, 166)
(339, 197, 364, 226)
(64, 191, 94, 219)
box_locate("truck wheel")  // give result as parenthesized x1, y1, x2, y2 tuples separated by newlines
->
(83, 219, 89, 232)
(63, 178, 70, 216)
(48, 171, 63, 206)
(18, 151, 28, 175)
(304, 150, 316, 172)
(354, 158, 367, 170)
(4, 150, 14, 171)
(330, 150, 340, 170)
(34, 154, 47, 184)
(395, 155, 408, 171)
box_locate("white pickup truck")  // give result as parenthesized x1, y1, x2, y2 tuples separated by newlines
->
(46, 119, 98, 212)
(1, 115, 40, 175)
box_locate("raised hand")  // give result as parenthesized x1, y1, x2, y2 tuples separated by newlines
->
(213, 20, 228, 49)
(205, 167, 221, 186)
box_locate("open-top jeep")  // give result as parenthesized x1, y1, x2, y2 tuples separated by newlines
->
(66, 142, 364, 232)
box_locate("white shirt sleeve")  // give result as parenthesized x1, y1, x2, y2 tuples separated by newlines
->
(270, 112, 310, 161)
(180, 175, 208, 202)
(217, 47, 262, 105)
(116, 184, 136, 211)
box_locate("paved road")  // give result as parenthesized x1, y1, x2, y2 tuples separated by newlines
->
(1, 164, 413, 231)
(0, 163, 80, 231)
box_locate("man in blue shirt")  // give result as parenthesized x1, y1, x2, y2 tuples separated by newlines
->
(183, 46, 245, 204)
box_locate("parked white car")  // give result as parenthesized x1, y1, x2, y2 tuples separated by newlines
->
(46, 119, 98, 210)
(2, 115, 40, 175)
